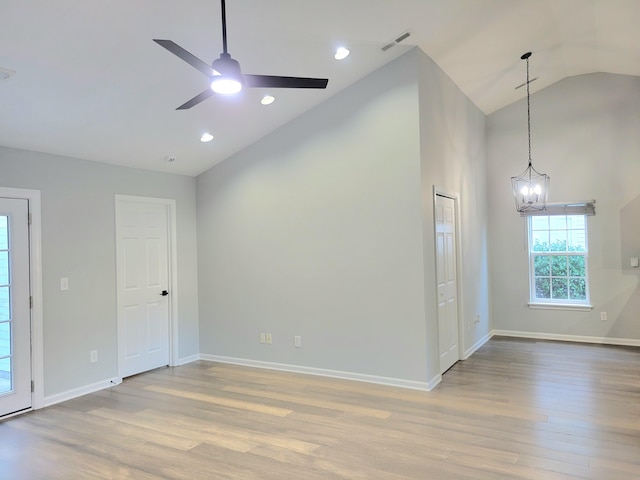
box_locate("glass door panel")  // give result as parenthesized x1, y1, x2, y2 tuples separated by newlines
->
(0, 217, 11, 395)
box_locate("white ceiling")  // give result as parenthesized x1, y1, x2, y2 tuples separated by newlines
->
(1, 0, 638, 176)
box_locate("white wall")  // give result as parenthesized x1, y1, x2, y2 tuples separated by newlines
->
(197, 48, 489, 387)
(0, 147, 199, 397)
(487, 73, 640, 341)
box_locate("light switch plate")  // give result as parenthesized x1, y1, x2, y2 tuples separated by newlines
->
(631, 257, 639, 268)
(60, 277, 69, 291)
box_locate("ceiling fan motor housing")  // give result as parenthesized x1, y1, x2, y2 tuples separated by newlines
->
(212, 53, 242, 78)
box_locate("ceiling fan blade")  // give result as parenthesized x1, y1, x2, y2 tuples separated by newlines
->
(243, 74, 328, 89)
(153, 39, 215, 77)
(176, 89, 215, 110)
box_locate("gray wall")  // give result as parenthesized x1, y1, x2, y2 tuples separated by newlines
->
(0, 147, 199, 397)
(1, 45, 491, 398)
(416, 49, 490, 380)
(487, 73, 640, 340)
(196, 48, 489, 386)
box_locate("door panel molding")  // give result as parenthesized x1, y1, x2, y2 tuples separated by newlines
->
(115, 195, 178, 379)
(433, 187, 464, 374)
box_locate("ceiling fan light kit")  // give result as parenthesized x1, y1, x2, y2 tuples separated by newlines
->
(210, 53, 243, 94)
(153, 0, 328, 110)
(511, 51, 549, 213)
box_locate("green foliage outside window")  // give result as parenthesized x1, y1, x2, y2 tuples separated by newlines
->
(531, 239, 586, 301)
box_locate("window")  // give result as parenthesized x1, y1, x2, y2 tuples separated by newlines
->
(528, 214, 590, 306)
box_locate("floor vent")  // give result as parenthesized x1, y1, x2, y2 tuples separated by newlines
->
(381, 31, 412, 52)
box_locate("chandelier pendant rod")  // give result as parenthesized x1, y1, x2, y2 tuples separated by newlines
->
(523, 52, 532, 169)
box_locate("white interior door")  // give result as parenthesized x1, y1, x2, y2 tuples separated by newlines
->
(116, 198, 171, 378)
(0, 198, 31, 417)
(435, 194, 460, 374)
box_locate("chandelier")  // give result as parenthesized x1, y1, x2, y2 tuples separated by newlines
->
(511, 52, 549, 213)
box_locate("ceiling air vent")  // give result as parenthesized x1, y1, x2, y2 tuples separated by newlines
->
(0, 67, 16, 80)
(381, 31, 412, 52)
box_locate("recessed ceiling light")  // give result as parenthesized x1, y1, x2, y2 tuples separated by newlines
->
(200, 133, 214, 143)
(334, 47, 350, 60)
(261, 95, 275, 105)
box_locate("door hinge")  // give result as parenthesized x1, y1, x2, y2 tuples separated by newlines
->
(29, 296, 33, 308)
(28, 213, 32, 225)
(31, 380, 34, 393)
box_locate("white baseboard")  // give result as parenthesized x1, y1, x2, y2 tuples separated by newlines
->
(200, 354, 435, 391)
(175, 354, 200, 366)
(463, 331, 492, 359)
(491, 330, 640, 347)
(426, 374, 442, 391)
(44, 377, 121, 408)
(43, 331, 638, 409)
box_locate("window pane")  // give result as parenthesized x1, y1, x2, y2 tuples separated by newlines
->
(552, 278, 569, 299)
(549, 216, 567, 230)
(0, 251, 8, 285)
(0, 321, 10, 357)
(569, 278, 587, 300)
(566, 215, 585, 230)
(568, 256, 586, 277)
(531, 216, 549, 231)
(535, 278, 550, 299)
(534, 256, 550, 276)
(0, 286, 9, 321)
(0, 216, 7, 250)
(549, 231, 567, 251)
(531, 231, 550, 251)
(551, 256, 568, 276)
(0, 356, 11, 395)
(567, 229, 586, 251)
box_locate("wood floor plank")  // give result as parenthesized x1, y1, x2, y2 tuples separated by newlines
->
(0, 337, 639, 479)
(143, 385, 293, 417)
(222, 385, 392, 419)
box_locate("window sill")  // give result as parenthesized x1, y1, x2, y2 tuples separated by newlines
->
(528, 303, 593, 312)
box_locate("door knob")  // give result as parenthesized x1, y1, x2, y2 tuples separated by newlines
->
(160, 290, 169, 296)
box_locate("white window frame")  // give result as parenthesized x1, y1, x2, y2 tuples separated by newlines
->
(527, 213, 592, 310)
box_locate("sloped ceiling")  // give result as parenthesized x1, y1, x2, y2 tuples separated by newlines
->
(1, 0, 638, 176)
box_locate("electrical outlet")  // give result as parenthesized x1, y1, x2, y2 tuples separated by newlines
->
(265, 333, 272, 344)
(90, 350, 98, 363)
(260, 333, 266, 344)
(294, 335, 301, 348)
(60, 277, 69, 291)
(600, 312, 607, 322)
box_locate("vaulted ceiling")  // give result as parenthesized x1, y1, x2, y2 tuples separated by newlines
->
(1, 0, 638, 176)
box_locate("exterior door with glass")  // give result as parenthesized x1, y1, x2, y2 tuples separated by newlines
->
(0, 198, 31, 418)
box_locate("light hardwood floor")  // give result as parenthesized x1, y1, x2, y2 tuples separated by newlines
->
(1, 337, 639, 479)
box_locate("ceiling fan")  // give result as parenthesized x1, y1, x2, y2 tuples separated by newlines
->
(153, 0, 329, 110)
